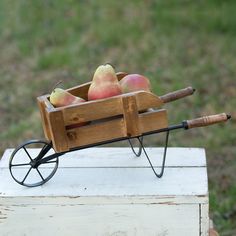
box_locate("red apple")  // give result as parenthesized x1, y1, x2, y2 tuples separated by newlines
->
(119, 74, 151, 93)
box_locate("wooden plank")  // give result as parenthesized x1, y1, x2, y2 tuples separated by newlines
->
(37, 96, 51, 140)
(0, 147, 208, 199)
(62, 96, 123, 125)
(66, 81, 91, 100)
(139, 109, 168, 133)
(0, 148, 207, 168)
(122, 95, 140, 137)
(0, 147, 209, 235)
(58, 91, 164, 126)
(0, 195, 209, 205)
(200, 203, 210, 236)
(0, 167, 208, 197)
(67, 118, 126, 148)
(135, 91, 164, 110)
(0, 203, 199, 236)
(48, 110, 69, 152)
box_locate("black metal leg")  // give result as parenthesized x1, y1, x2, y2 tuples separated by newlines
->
(137, 131, 170, 178)
(128, 136, 143, 157)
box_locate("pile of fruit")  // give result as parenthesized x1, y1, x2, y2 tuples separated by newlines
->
(49, 64, 152, 107)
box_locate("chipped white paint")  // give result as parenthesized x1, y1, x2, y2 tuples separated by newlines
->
(200, 204, 210, 236)
(0, 147, 209, 236)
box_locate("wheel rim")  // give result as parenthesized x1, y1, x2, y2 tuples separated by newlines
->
(9, 140, 59, 187)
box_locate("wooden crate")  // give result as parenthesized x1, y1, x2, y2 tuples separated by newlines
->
(37, 81, 168, 153)
(0, 147, 209, 235)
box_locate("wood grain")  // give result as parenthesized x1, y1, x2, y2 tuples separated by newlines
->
(186, 113, 228, 129)
(0, 147, 209, 235)
(122, 95, 140, 137)
(160, 86, 195, 103)
(37, 96, 52, 141)
(62, 96, 123, 125)
(67, 118, 126, 148)
(139, 109, 168, 133)
(135, 91, 164, 110)
(67, 81, 91, 100)
(38, 88, 168, 152)
(48, 110, 69, 152)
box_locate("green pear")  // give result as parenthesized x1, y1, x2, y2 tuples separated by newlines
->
(88, 64, 122, 100)
(50, 88, 85, 107)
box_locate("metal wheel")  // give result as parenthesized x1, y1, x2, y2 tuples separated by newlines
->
(9, 140, 59, 187)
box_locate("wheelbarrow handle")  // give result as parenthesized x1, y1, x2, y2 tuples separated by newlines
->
(160, 86, 195, 103)
(183, 113, 231, 129)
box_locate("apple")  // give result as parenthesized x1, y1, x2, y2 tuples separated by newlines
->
(119, 74, 151, 93)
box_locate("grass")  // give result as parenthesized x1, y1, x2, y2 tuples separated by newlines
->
(0, 0, 236, 234)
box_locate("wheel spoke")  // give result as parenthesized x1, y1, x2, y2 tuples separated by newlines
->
(36, 168, 45, 181)
(23, 147, 33, 161)
(21, 167, 33, 184)
(11, 163, 31, 167)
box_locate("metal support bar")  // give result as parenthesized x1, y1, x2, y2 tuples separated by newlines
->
(128, 136, 143, 157)
(36, 123, 185, 166)
(137, 130, 170, 178)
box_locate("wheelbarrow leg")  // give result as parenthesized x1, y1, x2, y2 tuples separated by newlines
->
(128, 136, 143, 157)
(137, 131, 170, 178)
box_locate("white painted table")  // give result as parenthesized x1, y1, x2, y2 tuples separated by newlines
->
(0, 147, 209, 236)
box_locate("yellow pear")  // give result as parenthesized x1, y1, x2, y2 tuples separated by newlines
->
(50, 88, 85, 107)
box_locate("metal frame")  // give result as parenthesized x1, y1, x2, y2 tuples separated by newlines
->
(9, 122, 188, 187)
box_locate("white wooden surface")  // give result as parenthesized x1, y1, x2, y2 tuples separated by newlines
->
(0, 147, 209, 236)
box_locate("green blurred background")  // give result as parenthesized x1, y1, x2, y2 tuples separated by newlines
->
(0, 0, 235, 234)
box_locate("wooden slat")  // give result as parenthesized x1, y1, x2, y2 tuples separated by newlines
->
(135, 91, 164, 110)
(44, 96, 54, 109)
(62, 91, 163, 126)
(0, 147, 208, 235)
(63, 96, 123, 125)
(67, 81, 91, 100)
(37, 96, 52, 141)
(67, 118, 126, 148)
(139, 109, 168, 133)
(1, 147, 207, 168)
(122, 95, 140, 137)
(200, 204, 210, 236)
(116, 71, 128, 80)
(48, 110, 69, 152)
(0, 161, 208, 197)
(0, 202, 200, 236)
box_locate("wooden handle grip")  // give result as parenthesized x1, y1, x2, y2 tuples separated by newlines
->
(160, 87, 195, 103)
(185, 113, 230, 129)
